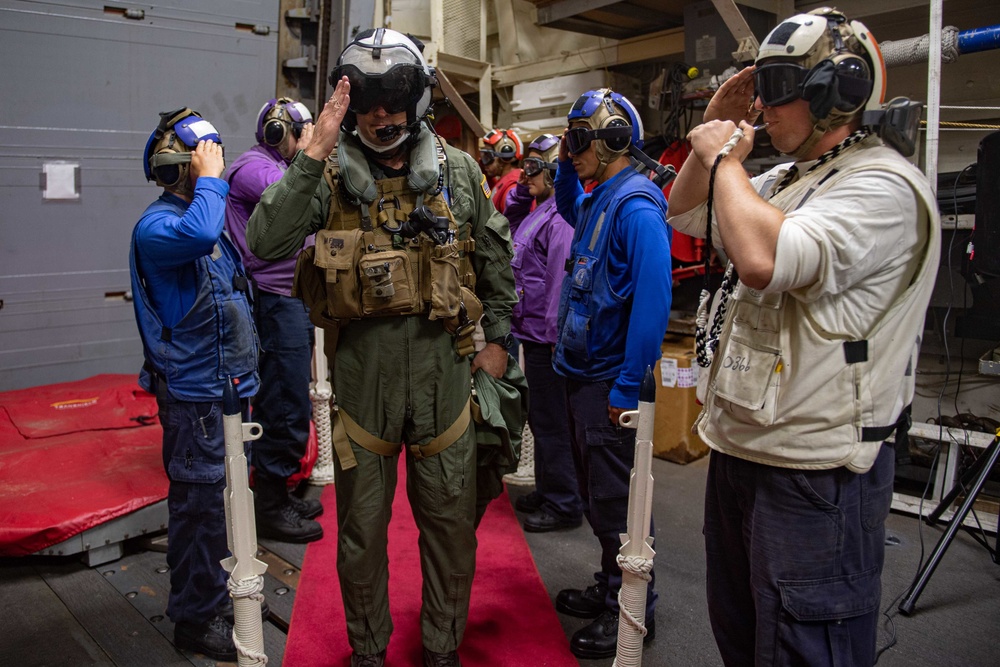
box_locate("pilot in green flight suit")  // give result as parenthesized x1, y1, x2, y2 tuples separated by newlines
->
(246, 28, 516, 667)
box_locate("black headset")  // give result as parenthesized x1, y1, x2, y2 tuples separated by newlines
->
(263, 98, 291, 146)
(801, 18, 874, 120)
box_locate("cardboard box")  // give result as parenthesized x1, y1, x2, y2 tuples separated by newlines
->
(652, 335, 709, 464)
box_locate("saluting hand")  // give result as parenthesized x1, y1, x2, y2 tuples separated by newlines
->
(189, 140, 225, 180)
(305, 76, 351, 161)
(703, 66, 760, 126)
(558, 127, 571, 162)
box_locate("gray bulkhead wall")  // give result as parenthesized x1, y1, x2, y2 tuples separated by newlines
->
(0, 1, 279, 391)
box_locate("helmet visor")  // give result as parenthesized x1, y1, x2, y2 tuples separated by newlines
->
(754, 63, 809, 107)
(337, 63, 424, 115)
(522, 157, 556, 178)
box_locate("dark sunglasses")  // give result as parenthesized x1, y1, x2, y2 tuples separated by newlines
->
(337, 64, 423, 115)
(522, 157, 556, 177)
(563, 125, 631, 156)
(753, 62, 809, 108)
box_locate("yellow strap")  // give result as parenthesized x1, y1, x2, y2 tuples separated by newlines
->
(470, 396, 483, 424)
(331, 409, 359, 470)
(409, 397, 473, 460)
(338, 407, 401, 458)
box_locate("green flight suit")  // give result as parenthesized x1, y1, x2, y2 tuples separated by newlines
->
(247, 134, 516, 655)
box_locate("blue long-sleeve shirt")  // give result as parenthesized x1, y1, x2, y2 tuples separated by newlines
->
(554, 160, 673, 408)
(133, 177, 229, 328)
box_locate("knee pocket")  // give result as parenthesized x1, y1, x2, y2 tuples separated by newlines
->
(778, 566, 881, 622)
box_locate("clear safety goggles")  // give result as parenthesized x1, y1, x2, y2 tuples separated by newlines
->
(753, 62, 809, 107)
(522, 157, 556, 177)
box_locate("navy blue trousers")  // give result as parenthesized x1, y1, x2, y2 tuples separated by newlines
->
(523, 341, 582, 520)
(157, 393, 242, 624)
(704, 445, 894, 667)
(565, 378, 656, 617)
(251, 290, 313, 480)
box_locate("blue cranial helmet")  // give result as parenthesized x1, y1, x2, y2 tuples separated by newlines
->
(143, 108, 222, 191)
(565, 88, 644, 167)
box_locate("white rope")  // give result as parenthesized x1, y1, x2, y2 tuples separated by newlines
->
(881, 26, 959, 68)
(613, 554, 654, 667)
(228, 576, 268, 665)
(309, 387, 336, 485)
(503, 423, 536, 486)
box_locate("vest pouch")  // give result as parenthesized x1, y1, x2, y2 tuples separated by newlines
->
(561, 255, 595, 357)
(359, 250, 419, 315)
(713, 335, 781, 424)
(314, 229, 364, 319)
(428, 242, 464, 320)
(293, 245, 340, 328)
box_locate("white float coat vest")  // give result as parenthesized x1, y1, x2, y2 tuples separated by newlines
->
(696, 140, 941, 473)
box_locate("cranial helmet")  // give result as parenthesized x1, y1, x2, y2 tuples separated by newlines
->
(143, 108, 222, 193)
(256, 97, 314, 147)
(481, 129, 524, 165)
(755, 7, 885, 156)
(329, 28, 435, 139)
(522, 133, 560, 185)
(565, 88, 644, 178)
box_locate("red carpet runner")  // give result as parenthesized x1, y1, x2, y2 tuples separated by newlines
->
(284, 462, 579, 667)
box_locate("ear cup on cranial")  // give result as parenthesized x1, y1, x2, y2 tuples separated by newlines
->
(801, 54, 871, 120)
(152, 163, 184, 188)
(263, 119, 287, 146)
(602, 117, 631, 153)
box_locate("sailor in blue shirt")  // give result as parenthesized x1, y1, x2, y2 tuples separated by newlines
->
(129, 108, 258, 663)
(551, 89, 672, 661)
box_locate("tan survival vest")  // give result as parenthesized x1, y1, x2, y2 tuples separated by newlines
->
(293, 137, 482, 356)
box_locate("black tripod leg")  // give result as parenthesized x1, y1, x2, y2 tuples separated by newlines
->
(899, 437, 1000, 615)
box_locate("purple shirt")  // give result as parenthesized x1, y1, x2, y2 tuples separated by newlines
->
(510, 195, 573, 344)
(224, 144, 312, 296)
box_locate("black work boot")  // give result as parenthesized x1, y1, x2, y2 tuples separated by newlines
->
(174, 614, 236, 661)
(254, 473, 324, 543)
(288, 491, 324, 519)
(423, 647, 462, 667)
(569, 609, 655, 660)
(556, 581, 608, 618)
(351, 649, 387, 667)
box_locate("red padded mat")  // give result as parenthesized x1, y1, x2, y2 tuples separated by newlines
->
(0, 375, 166, 556)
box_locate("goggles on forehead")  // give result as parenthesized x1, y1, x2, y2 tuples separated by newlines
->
(339, 64, 424, 115)
(564, 125, 631, 156)
(753, 62, 809, 108)
(522, 157, 557, 178)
